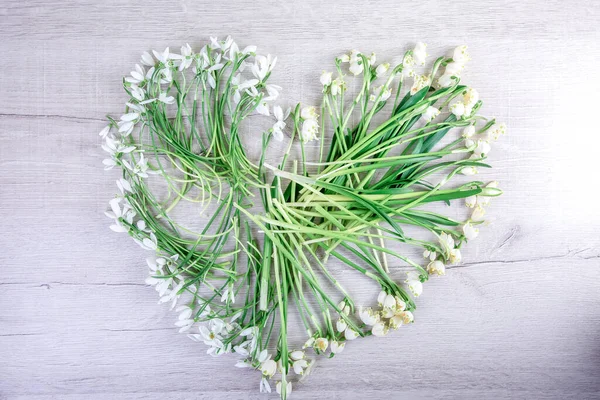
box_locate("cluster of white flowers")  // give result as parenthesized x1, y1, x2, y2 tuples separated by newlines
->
(461, 121, 507, 176)
(320, 70, 347, 96)
(464, 181, 500, 224)
(422, 232, 462, 277)
(299, 106, 320, 143)
(437, 45, 471, 88)
(358, 291, 414, 337)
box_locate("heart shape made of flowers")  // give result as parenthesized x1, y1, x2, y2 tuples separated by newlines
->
(100, 36, 505, 398)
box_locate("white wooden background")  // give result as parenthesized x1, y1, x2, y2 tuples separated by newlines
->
(2, 0, 600, 399)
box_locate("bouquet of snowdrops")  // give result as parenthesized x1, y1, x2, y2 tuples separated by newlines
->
(100, 36, 504, 398)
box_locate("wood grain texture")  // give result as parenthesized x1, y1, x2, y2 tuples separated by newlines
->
(1, 0, 600, 399)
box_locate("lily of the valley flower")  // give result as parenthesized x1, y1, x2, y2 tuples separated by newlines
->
(427, 260, 446, 276)
(330, 340, 345, 354)
(405, 271, 423, 297)
(413, 42, 427, 65)
(421, 106, 440, 123)
(463, 222, 479, 240)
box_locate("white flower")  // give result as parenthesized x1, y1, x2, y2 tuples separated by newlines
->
(130, 85, 146, 102)
(439, 232, 455, 256)
(460, 160, 478, 175)
(450, 101, 465, 117)
(402, 54, 415, 78)
(377, 290, 387, 307)
(158, 92, 175, 104)
(369, 85, 392, 102)
(260, 377, 271, 393)
(437, 73, 454, 88)
(411, 74, 431, 95)
(427, 260, 446, 276)
(405, 271, 423, 297)
(276, 381, 292, 396)
(152, 47, 171, 64)
(263, 84, 281, 101)
(198, 319, 225, 348)
(320, 71, 333, 86)
(293, 359, 308, 375)
(372, 321, 388, 337)
(471, 205, 486, 221)
(290, 350, 305, 361)
(336, 318, 347, 333)
(123, 153, 150, 178)
(344, 327, 359, 340)
(300, 118, 320, 142)
(220, 283, 235, 304)
(400, 310, 414, 324)
(445, 61, 464, 76)
(272, 105, 291, 142)
(463, 125, 476, 138)
(255, 100, 269, 116)
(346, 50, 363, 75)
(375, 62, 390, 76)
(465, 194, 477, 208)
(141, 51, 155, 67)
(383, 294, 396, 309)
(261, 359, 277, 378)
(463, 223, 479, 240)
(488, 123, 506, 140)
(359, 307, 380, 326)
(116, 178, 133, 195)
(453, 45, 470, 65)
(303, 337, 315, 349)
(99, 125, 111, 139)
(423, 249, 437, 261)
(314, 337, 328, 352)
(252, 54, 277, 81)
(473, 139, 491, 157)
(126, 64, 146, 85)
(330, 341, 345, 354)
(413, 42, 427, 65)
(330, 78, 345, 95)
(449, 248, 462, 264)
(463, 88, 479, 109)
(301, 106, 319, 120)
(104, 198, 135, 233)
(421, 106, 440, 123)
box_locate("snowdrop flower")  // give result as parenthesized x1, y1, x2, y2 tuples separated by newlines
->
(176, 43, 194, 71)
(290, 350, 305, 361)
(471, 205, 486, 221)
(369, 85, 392, 102)
(463, 125, 476, 138)
(336, 318, 347, 333)
(488, 122, 506, 140)
(152, 47, 171, 64)
(344, 327, 359, 340)
(421, 106, 440, 123)
(427, 260, 446, 276)
(126, 64, 146, 85)
(220, 283, 235, 304)
(453, 45, 471, 65)
(320, 71, 333, 86)
(300, 118, 320, 142)
(276, 381, 292, 396)
(118, 112, 140, 136)
(293, 359, 309, 375)
(330, 341, 345, 354)
(301, 106, 319, 120)
(130, 85, 146, 102)
(413, 42, 427, 65)
(174, 305, 194, 332)
(123, 153, 150, 178)
(375, 62, 390, 76)
(105, 198, 135, 233)
(260, 377, 271, 393)
(252, 54, 277, 81)
(158, 92, 175, 105)
(116, 178, 133, 195)
(423, 249, 437, 261)
(463, 223, 479, 240)
(359, 307, 380, 326)
(99, 125, 111, 139)
(411, 74, 431, 95)
(263, 84, 281, 102)
(272, 105, 291, 142)
(141, 51, 155, 67)
(198, 319, 225, 348)
(405, 271, 423, 297)
(255, 100, 270, 116)
(465, 195, 477, 208)
(330, 78, 346, 95)
(449, 248, 462, 264)
(372, 321, 388, 337)
(314, 337, 328, 353)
